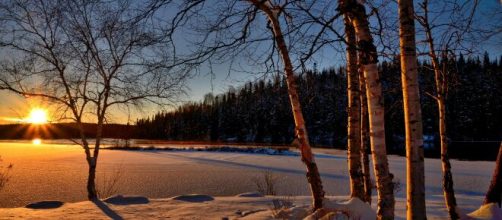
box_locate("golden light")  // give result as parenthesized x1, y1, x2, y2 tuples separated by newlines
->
(32, 138, 42, 145)
(27, 108, 48, 124)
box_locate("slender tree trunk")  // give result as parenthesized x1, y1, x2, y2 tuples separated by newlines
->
(359, 66, 372, 204)
(398, 0, 426, 218)
(339, 1, 395, 218)
(438, 97, 459, 219)
(484, 142, 502, 206)
(342, 7, 365, 201)
(249, 0, 325, 211)
(425, 22, 459, 216)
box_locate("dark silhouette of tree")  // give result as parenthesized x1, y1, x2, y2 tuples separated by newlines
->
(0, 0, 189, 200)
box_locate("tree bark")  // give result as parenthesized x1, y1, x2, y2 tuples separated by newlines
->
(398, 0, 427, 218)
(425, 22, 459, 216)
(249, 0, 325, 211)
(438, 98, 459, 219)
(485, 142, 502, 206)
(87, 157, 98, 200)
(359, 66, 372, 204)
(339, 1, 395, 218)
(342, 7, 365, 201)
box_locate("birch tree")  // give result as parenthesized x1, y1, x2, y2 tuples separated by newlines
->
(246, 0, 325, 210)
(359, 65, 372, 204)
(338, 0, 395, 218)
(397, 0, 427, 218)
(415, 0, 483, 217)
(339, 0, 365, 201)
(0, 0, 188, 200)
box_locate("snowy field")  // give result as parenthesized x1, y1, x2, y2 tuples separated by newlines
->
(0, 141, 496, 219)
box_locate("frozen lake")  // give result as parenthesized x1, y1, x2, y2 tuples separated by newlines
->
(0, 140, 495, 217)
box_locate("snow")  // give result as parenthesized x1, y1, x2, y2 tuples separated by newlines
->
(0, 141, 498, 219)
(467, 203, 502, 220)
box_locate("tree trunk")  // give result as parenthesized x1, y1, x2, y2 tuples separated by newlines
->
(426, 28, 459, 217)
(249, 0, 325, 211)
(398, 0, 427, 218)
(87, 157, 98, 200)
(438, 98, 459, 219)
(421, 1, 459, 214)
(359, 66, 372, 204)
(75, 119, 98, 201)
(339, 1, 395, 218)
(342, 7, 365, 201)
(484, 142, 502, 206)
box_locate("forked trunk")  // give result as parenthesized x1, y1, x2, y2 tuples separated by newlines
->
(249, 0, 325, 211)
(398, 0, 426, 218)
(342, 7, 365, 200)
(484, 142, 502, 206)
(339, 0, 395, 218)
(359, 66, 372, 204)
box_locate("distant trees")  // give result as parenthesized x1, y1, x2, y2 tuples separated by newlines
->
(0, 0, 188, 200)
(137, 56, 502, 157)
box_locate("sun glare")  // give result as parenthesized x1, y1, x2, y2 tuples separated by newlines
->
(32, 138, 42, 145)
(27, 108, 48, 124)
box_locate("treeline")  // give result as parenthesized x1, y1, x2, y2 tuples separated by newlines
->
(136, 53, 502, 159)
(0, 123, 134, 140)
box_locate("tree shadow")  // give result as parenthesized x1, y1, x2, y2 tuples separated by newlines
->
(92, 200, 124, 220)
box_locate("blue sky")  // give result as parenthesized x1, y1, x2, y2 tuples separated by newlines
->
(0, 0, 500, 124)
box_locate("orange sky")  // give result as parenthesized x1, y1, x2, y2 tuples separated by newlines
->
(0, 91, 160, 125)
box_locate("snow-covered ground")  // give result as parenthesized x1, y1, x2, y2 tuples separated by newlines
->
(0, 141, 497, 219)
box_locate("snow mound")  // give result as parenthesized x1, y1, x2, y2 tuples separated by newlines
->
(466, 203, 502, 220)
(236, 192, 264, 197)
(25, 201, 64, 209)
(171, 194, 214, 202)
(304, 198, 376, 220)
(103, 195, 149, 205)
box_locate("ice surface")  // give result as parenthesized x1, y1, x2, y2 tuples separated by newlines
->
(0, 141, 497, 219)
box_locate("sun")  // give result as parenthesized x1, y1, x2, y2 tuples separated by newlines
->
(27, 108, 48, 124)
(32, 138, 42, 145)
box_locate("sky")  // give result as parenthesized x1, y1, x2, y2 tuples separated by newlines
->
(0, 0, 500, 125)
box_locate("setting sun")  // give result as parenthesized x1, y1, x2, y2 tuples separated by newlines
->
(27, 108, 48, 124)
(32, 138, 42, 145)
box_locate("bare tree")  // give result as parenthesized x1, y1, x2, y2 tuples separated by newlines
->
(0, 0, 188, 200)
(247, 0, 325, 211)
(414, 0, 485, 218)
(398, 0, 427, 218)
(339, 0, 365, 201)
(338, 0, 395, 218)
